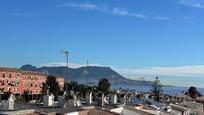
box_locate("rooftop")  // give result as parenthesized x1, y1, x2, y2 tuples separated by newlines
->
(0, 67, 22, 72)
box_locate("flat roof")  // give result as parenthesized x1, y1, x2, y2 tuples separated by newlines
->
(0, 67, 22, 72)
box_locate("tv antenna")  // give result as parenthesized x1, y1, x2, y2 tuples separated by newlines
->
(60, 49, 69, 83)
(87, 60, 89, 67)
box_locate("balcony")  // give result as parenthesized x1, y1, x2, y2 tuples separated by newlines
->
(9, 81, 19, 86)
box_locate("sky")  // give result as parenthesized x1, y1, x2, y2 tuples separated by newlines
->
(1, 0, 204, 87)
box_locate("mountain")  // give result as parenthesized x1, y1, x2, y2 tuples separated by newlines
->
(20, 64, 154, 86)
(21, 64, 37, 71)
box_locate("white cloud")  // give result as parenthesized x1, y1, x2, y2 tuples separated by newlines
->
(58, 1, 109, 13)
(112, 8, 129, 16)
(79, 3, 97, 9)
(42, 62, 204, 77)
(58, 1, 147, 19)
(183, 16, 198, 23)
(111, 8, 147, 18)
(152, 16, 170, 20)
(114, 65, 204, 78)
(41, 62, 101, 68)
(130, 13, 147, 18)
(179, 0, 204, 8)
(40, 62, 204, 87)
(58, 1, 179, 21)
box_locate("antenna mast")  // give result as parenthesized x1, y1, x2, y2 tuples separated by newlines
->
(61, 49, 69, 83)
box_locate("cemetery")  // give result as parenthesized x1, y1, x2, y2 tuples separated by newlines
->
(0, 78, 204, 115)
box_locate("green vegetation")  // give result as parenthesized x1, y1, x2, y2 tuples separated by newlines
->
(64, 78, 110, 98)
(188, 86, 201, 99)
(22, 90, 30, 102)
(64, 81, 79, 93)
(97, 78, 110, 96)
(42, 75, 61, 98)
(150, 77, 163, 102)
(64, 81, 93, 98)
(1, 91, 12, 100)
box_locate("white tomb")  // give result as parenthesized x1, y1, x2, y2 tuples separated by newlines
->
(72, 91, 81, 107)
(76, 100, 82, 106)
(58, 92, 67, 108)
(120, 94, 126, 105)
(129, 95, 139, 103)
(104, 96, 109, 104)
(85, 92, 93, 105)
(73, 94, 81, 106)
(101, 93, 104, 107)
(73, 95, 77, 106)
(43, 93, 55, 107)
(110, 94, 117, 104)
(1, 94, 15, 110)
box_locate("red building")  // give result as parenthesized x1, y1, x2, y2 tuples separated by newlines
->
(0, 67, 64, 95)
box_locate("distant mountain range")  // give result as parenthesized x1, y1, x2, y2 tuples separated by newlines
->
(21, 64, 155, 86)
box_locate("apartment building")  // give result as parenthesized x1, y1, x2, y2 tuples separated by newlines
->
(0, 67, 64, 95)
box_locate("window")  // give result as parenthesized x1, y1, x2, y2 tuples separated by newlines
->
(9, 73, 11, 78)
(8, 80, 10, 85)
(15, 74, 18, 79)
(1, 88, 4, 93)
(31, 83, 33, 87)
(8, 87, 11, 92)
(2, 73, 5, 78)
(2, 80, 4, 85)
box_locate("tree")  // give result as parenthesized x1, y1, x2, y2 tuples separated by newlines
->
(1, 91, 12, 100)
(22, 90, 30, 102)
(150, 77, 163, 102)
(42, 75, 61, 98)
(97, 78, 110, 96)
(78, 84, 90, 98)
(188, 86, 201, 99)
(64, 81, 93, 98)
(64, 81, 79, 93)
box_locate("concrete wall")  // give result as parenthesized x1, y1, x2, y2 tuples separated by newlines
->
(0, 109, 35, 115)
(122, 109, 143, 115)
(67, 112, 79, 115)
(110, 107, 123, 114)
(88, 109, 116, 115)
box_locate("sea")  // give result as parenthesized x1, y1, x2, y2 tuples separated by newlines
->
(112, 84, 204, 96)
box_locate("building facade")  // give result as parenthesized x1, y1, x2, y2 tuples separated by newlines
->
(0, 67, 64, 95)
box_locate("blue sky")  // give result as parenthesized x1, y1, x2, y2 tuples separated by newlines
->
(1, 0, 204, 87)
